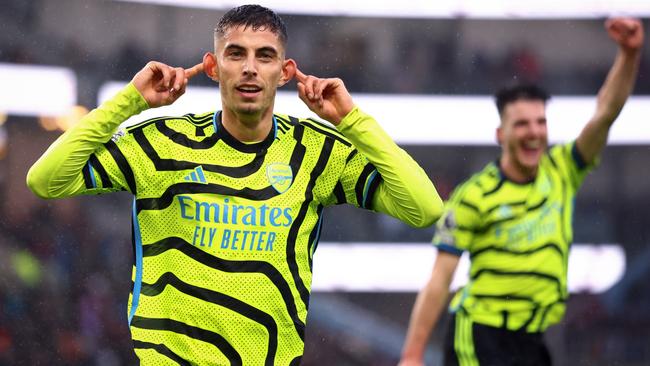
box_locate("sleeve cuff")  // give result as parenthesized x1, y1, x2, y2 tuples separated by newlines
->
(336, 106, 366, 133)
(122, 82, 151, 114)
(435, 243, 464, 257)
(571, 141, 588, 170)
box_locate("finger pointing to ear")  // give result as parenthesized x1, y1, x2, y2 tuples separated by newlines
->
(295, 68, 308, 84)
(185, 63, 204, 79)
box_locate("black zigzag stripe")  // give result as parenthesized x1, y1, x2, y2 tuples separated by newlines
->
(472, 293, 537, 302)
(364, 173, 382, 209)
(307, 204, 324, 272)
(526, 197, 548, 212)
(140, 272, 277, 365)
(483, 177, 505, 197)
(133, 128, 265, 176)
(155, 122, 220, 149)
(476, 197, 550, 234)
(459, 200, 480, 213)
(345, 149, 357, 163)
(131, 316, 241, 364)
(183, 113, 213, 125)
(126, 113, 213, 133)
(537, 305, 554, 332)
(126, 116, 169, 132)
(82, 162, 93, 189)
(275, 119, 292, 134)
(105, 140, 137, 193)
(274, 115, 298, 127)
(306, 118, 342, 134)
(355, 164, 377, 208)
(333, 181, 346, 205)
(471, 269, 563, 296)
(89, 154, 113, 188)
(135, 183, 278, 213)
(276, 122, 288, 133)
(471, 242, 564, 261)
(301, 119, 351, 147)
(485, 200, 526, 214)
(519, 306, 540, 332)
(132, 340, 191, 366)
(135, 127, 306, 214)
(141, 237, 305, 341)
(286, 137, 334, 310)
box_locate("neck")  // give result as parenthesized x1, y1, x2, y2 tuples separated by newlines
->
(499, 154, 537, 183)
(221, 107, 274, 143)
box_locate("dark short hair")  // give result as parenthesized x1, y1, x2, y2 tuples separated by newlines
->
(215, 5, 288, 46)
(495, 84, 550, 117)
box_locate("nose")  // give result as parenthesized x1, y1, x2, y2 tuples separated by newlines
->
(242, 55, 258, 77)
(529, 120, 546, 138)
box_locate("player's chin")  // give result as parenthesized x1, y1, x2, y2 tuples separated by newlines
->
(518, 151, 543, 170)
(235, 103, 264, 116)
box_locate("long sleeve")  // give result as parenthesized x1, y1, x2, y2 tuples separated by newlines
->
(26, 83, 149, 198)
(336, 106, 443, 228)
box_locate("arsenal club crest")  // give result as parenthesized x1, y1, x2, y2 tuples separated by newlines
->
(266, 163, 293, 193)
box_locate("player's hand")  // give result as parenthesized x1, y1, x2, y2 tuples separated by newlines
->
(606, 18, 644, 54)
(131, 61, 204, 108)
(295, 68, 355, 126)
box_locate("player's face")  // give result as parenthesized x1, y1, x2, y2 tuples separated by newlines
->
(213, 26, 292, 119)
(497, 99, 548, 178)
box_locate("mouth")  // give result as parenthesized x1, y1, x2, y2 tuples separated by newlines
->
(235, 84, 262, 98)
(521, 140, 544, 157)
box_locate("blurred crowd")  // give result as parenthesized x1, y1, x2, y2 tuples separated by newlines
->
(0, 195, 135, 365)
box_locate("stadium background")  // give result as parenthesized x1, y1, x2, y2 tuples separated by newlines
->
(1, 1, 650, 365)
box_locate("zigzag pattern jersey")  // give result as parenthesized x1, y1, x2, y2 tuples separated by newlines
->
(433, 143, 594, 333)
(79, 108, 381, 364)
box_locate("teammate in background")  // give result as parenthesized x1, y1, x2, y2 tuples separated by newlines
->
(400, 18, 644, 366)
(27, 5, 443, 365)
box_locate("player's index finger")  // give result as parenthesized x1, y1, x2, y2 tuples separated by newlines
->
(294, 68, 308, 83)
(185, 63, 204, 79)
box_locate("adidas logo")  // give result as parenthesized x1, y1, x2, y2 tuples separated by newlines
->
(184, 166, 207, 184)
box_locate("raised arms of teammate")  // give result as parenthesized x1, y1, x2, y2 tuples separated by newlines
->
(576, 18, 644, 165)
(26, 62, 203, 198)
(295, 68, 444, 227)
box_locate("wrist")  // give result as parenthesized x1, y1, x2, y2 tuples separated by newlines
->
(335, 105, 363, 130)
(620, 45, 642, 58)
(125, 82, 151, 112)
(401, 349, 424, 363)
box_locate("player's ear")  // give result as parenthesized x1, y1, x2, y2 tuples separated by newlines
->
(496, 126, 503, 145)
(203, 52, 219, 82)
(278, 58, 296, 87)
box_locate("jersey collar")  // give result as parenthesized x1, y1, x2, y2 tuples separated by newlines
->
(212, 111, 277, 153)
(495, 158, 536, 185)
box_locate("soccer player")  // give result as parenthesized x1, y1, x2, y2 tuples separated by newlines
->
(399, 18, 644, 366)
(27, 4, 443, 365)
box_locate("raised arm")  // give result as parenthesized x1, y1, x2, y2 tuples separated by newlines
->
(26, 61, 202, 198)
(576, 18, 644, 165)
(399, 251, 460, 366)
(294, 68, 444, 227)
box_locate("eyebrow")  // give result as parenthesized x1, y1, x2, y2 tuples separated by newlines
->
(223, 44, 279, 56)
(224, 44, 246, 53)
(257, 46, 279, 56)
